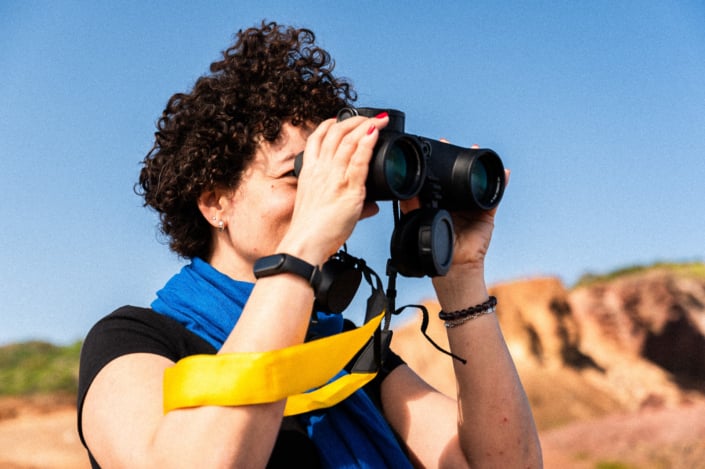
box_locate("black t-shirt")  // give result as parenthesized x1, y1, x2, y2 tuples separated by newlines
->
(77, 306, 404, 468)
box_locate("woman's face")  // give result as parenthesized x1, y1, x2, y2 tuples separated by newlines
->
(217, 122, 312, 276)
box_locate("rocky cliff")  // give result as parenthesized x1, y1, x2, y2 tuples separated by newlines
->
(390, 264, 705, 430)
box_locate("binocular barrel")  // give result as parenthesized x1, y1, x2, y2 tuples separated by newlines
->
(335, 107, 505, 211)
(293, 107, 507, 278)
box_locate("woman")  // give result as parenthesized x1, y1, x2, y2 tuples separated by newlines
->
(78, 21, 542, 468)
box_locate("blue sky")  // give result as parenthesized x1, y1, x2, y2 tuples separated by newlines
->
(2, 1, 704, 345)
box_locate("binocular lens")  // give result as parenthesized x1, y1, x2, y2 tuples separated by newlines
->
(385, 140, 418, 197)
(470, 158, 490, 205)
(468, 152, 504, 209)
(367, 134, 425, 200)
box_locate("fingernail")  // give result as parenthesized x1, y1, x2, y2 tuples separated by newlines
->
(367, 124, 376, 135)
(375, 111, 388, 119)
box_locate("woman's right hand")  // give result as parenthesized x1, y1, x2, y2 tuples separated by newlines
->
(280, 113, 389, 265)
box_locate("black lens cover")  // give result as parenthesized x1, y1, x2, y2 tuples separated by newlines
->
(314, 252, 363, 314)
(390, 208, 454, 277)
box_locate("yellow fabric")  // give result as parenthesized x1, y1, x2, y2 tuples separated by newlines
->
(284, 371, 377, 416)
(163, 311, 384, 415)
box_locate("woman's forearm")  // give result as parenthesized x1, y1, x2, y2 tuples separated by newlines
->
(433, 267, 543, 468)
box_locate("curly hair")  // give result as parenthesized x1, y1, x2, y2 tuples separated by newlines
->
(137, 21, 356, 259)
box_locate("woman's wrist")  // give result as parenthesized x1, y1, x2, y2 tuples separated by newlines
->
(275, 232, 334, 268)
(432, 263, 489, 312)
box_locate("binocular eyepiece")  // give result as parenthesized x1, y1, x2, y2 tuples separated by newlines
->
(295, 107, 506, 278)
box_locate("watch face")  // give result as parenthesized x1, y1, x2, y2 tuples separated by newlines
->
(254, 254, 286, 276)
(253, 253, 317, 285)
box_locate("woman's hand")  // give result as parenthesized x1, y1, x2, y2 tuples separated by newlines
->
(399, 169, 509, 273)
(281, 114, 389, 265)
(397, 137, 509, 308)
(445, 169, 508, 270)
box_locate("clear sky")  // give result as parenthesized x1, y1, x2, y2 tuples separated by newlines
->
(2, 1, 704, 345)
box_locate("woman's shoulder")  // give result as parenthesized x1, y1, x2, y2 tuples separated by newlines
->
(76, 306, 217, 450)
(78, 306, 215, 406)
(82, 305, 216, 363)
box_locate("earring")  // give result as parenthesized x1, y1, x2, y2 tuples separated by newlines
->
(211, 216, 225, 232)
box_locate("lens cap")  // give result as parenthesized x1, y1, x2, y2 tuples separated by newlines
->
(390, 208, 454, 277)
(314, 253, 363, 314)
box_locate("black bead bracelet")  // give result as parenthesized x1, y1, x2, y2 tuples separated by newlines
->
(439, 296, 497, 328)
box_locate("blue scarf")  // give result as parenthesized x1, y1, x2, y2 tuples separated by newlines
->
(152, 257, 412, 468)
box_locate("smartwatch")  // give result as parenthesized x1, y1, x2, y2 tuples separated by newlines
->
(253, 253, 322, 290)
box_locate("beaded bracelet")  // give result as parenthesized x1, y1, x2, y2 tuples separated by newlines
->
(439, 296, 497, 328)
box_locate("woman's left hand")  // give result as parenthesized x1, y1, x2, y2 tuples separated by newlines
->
(399, 170, 508, 273)
(443, 169, 506, 271)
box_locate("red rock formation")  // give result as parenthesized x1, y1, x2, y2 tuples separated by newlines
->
(390, 265, 705, 430)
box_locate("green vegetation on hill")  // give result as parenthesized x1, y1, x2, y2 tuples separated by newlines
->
(0, 340, 81, 396)
(574, 261, 705, 288)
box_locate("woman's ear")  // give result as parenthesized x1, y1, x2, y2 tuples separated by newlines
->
(197, 188, 229, 231)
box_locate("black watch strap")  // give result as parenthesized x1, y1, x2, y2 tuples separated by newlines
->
(253, 253, 321, 289)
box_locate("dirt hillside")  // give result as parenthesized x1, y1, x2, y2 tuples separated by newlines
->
(3, 395, 705, 469)
(0, 395, 89, 469)
(391, 268, 705, 467)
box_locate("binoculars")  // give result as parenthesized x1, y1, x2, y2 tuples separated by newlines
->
(295, 107, 505, 278)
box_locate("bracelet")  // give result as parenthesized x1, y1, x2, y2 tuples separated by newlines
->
(439, 296, 497, 328)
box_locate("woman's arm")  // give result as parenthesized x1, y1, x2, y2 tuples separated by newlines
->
(384, 176, 542, 468)
(382, 299, 542, 469)
(81, 115, 389, 468)
(81, 274, 315, 468)
(433, 266, 542, 468)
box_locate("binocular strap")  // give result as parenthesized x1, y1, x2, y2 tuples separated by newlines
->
(162, 310, 384, 415)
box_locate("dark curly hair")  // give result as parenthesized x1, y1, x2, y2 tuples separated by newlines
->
(137, 21, 356, 259)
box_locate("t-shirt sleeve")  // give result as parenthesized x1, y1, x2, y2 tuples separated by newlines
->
(76, 306, 214, 447)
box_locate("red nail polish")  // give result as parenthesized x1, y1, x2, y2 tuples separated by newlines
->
(375, 111, 388, 119)
(367, 124, 376, 135)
